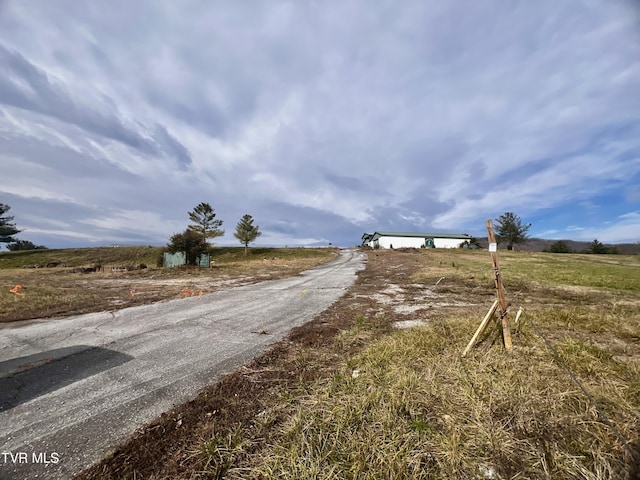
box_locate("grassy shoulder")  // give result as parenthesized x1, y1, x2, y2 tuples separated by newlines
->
(0, 246, 337, 322)
(77, 248, 640, 480)
(244, 251, 640, 480)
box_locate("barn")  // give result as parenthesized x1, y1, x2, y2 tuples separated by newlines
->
(361, 231, 472, 249)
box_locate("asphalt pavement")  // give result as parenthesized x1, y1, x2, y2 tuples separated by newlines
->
(0, 249, 366, 479)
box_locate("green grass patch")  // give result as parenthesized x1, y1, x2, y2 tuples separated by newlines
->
(410, 249, 640, 293)
(501, 253, 640, 292)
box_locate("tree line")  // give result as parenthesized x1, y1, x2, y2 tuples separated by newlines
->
(488, 212, 620, 254)
(166, 202, 262, 264)
(545, 238, 619, 254)
(462, 212, 620, 254)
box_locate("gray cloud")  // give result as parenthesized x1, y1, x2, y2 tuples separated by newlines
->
(322, 172, 376, 194)
(0, 44, 145, 147)
(1, 1, 640, 247)
(1, 131, 138, 182)
(258, 200, 362, 245)
(144, 90, 228, 139)
(0, 43, 192, 169)
(151, 124, 192, 170)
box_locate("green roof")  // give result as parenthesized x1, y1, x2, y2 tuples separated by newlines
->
(370, 231, 471, 240)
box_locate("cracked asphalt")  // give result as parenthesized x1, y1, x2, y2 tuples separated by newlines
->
(0, 249, 365, 480)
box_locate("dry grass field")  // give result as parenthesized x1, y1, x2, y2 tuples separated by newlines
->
(78, 248, 640, 480)
(0, 246, 337, 322)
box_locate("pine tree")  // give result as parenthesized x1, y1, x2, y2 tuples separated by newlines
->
(548, 240, 572, 253)
(588, 239, 608, 254)
(233, 214, 262, 255)
(494, 212, 531, 250)
(187, 202, 224, 246)
(0, 203, 21, 245)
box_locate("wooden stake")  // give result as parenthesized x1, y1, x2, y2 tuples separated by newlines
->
(514, 306, 524, 326)
(462, 300, 499, 357)
(486, 220, 512, 351)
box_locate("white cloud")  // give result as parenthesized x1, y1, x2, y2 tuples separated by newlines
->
(258, 233, 329, 247)
(20, 215, 71, 230)
(20, 227, 104, 242)
(557, 211, 640, 243)
(0, 182, 80, 204)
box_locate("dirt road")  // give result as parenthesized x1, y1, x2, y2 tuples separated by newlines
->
(0, 249, 366, 480)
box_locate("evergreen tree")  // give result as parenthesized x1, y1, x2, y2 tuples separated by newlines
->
(7, 240, 48, 251)
(167, 229, 208, 265)
(494, 212, 531, 250)
(548, 240, 572, 253)
(0, 203, 21, 245)
(233, 214, 262, 255)
(587, 239, 608, 254)
(188, 202, 224, 246)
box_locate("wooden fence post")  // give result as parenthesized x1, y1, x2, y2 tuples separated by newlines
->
(486, 220, 512, 351)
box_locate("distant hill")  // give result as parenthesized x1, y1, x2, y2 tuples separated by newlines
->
(474, 237, 640, 254)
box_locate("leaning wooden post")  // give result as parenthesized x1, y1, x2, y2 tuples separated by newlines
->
(462, 300, 499, 357)
(486, 219, 512, 352)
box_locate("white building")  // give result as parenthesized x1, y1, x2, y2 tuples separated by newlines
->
(361, 231, 472, 249)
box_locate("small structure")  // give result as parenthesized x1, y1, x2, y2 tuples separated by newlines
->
(362, 231, 472, 249)
(163, 252, 210, 268)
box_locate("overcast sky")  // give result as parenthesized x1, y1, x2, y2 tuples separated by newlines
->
(1, 1, 639, 249)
